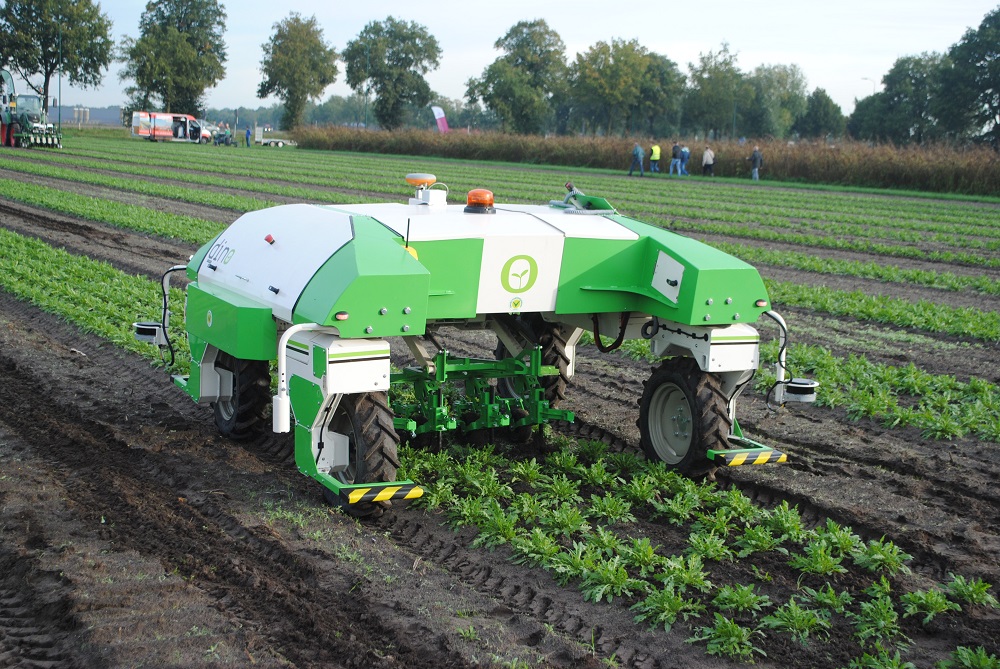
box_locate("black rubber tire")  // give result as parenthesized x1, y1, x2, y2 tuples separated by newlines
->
(321, 392, 400, 517)
(638, 357, 731, 476)
(211, 352, 270, 440)
(9, 122, 21, 148)
(494, 320, 570, 408)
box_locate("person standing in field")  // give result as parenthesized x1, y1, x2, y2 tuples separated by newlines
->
(702, 145, 715, 176)
(668, 140, 681, 175)
(680, 144, 691, 175)
(748, 145, 763, 181)
(649, 142, 661, 173)
(628, 142, 645, 176)
(246, 126, 251, 148)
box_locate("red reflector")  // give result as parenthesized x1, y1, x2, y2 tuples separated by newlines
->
(334, 311, 349, 321)
(265, 234, 275, 245)
(755, 299, 768, 307)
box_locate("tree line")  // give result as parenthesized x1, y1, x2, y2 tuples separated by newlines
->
(1, 0, 998, 146)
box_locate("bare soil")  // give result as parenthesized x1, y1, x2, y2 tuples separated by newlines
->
(1, 155, 998, 668)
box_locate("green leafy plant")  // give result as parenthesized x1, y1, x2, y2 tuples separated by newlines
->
(580, 556, 650, 604)
(656, 554, 713, 594)
(802, 583, 854, 615)
(547, 541, 599, 586)
(472, 499, 521, 550)
(539, 502, 591, 537)
(509, 458, 549, 486)
(631, 583, 706, 632)
(621, 537, 665, 578)
(848, 596, 910, 650)
(687, 613, 766, 662)
(759, 597, 831, 645)
(587, 493, 636, 524)
(545, 473, 584, 504)
(734, 524, 787, 558)
(711, 584, 772, 614)
(900, 588, 962, 624)
(510, 528, 561, 568)
(945, 573, 1000, 608)
(847, 648, 916, 669)
(935, 646, 1000, 669)
(686, 531, 734, 562)
(852, 537, 913, 575)
(789, 542, 848, 577)
(812, 518, 863, 556)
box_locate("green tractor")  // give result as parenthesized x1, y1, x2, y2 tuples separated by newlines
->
(1, 70, 62, 148)
(136, 175, 817, 514)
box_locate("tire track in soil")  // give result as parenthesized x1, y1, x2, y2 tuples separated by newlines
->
(0, 541, 89, 669)
(0, 345, 477, 669)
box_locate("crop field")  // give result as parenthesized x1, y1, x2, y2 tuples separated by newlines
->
(0, 132, 998, 669)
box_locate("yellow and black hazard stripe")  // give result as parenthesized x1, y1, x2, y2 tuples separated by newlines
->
(342, 484, 424, 505)
(712, 449, 787, 467)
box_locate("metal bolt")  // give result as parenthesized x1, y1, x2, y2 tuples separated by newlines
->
(365, 326, 373, 334)
(725, 297, 733, 304)
(704, 314, 711, 321)
(733, 313, 740, 320)
(403, 306, 411, 314)
(706, 298, 713, 305)
(379, 307, 387, 315)
(402, 325, 410, 332)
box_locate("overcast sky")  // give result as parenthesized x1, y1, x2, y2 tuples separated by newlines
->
(43, 0, 1000, 117)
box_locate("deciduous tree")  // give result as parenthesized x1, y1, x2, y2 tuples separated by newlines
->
(466, 19, 566, 134)
(343, 17, 441, 130)
(796, 88, 845, 139)
(0, 0, 113, 111)
(118, 0, 227, 114)
(940, 6, 1000, 145)
(258, 13, 338, 131)
(570, 38, 649, 135)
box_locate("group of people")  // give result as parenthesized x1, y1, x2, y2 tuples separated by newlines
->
(628, 140, 763, 180)
(212, 122, 254, 148)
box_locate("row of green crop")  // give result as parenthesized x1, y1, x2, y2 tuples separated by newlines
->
(54, 139, 1000, 266)
(62, 136, 1000, 232)
(0, 155, 278, 213)
(757, 341, 1000, 442)
(0, 178, 221, 245)
(399, 438, 1000, 665)
(714, 242, 1000, 297)
(0, 227, 188, 368)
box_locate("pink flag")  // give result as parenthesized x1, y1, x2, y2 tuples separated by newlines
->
(431, 106, 449, 133)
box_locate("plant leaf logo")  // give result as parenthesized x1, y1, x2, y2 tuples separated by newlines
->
(500, 255, 538, 294)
